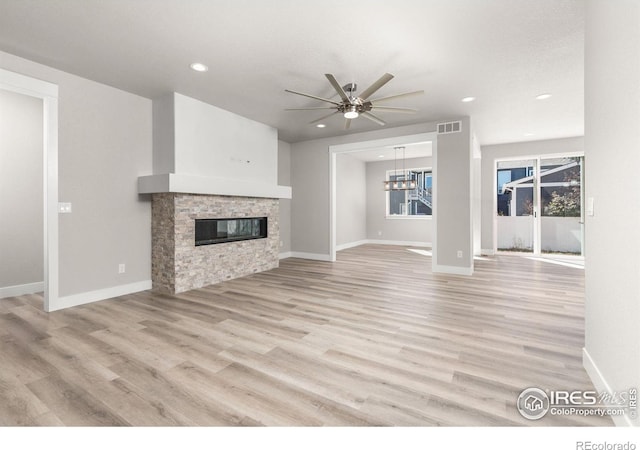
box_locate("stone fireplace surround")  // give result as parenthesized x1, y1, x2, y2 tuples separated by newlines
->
(152, 193, 279, 294)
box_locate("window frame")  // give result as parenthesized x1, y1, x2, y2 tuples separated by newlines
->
(385, 166, 433, 219)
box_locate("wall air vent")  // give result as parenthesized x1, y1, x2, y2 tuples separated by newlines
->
(437, 121, 462, 134)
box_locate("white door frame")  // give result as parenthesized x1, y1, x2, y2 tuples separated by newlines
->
(329, 132, 436, 262)
(493, 151, 584, 256)
(0, 68, 59, 312)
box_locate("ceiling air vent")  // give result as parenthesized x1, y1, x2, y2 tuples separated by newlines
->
(437, 121, 462, 134)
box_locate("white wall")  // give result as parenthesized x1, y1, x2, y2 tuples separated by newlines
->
(433, 117, 473, 273)
(584, 0, 639, 427)
(152, 93, 174, 174)
(291, 121, 472, 264)
(0, 90, 43, 292)
(155, 93, 278, 186)
(0, 50, 153, 300)
(366, 156, 433, 244)
(480, 137, 584, 253)
(278, 140, 292, 254)
(336, 153, 367, 247)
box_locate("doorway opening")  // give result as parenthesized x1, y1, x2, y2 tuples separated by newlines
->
(329, 132, 436, 262)
(0, 68, 59, 311)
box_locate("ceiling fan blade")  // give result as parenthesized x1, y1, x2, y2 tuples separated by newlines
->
(325, 74, 351, 103)
(359, 73, 394, 100)
(371, 90, 424, 103)
(370, 106, 418, 113)
(284, 89, 341, 106)
(285, 107, 337, 110)
(361, 111, 386, 126)
(310, 111, 339, 124)
(344, 118, 352, 130)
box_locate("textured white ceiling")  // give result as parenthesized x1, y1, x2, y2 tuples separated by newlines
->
(0, 0, 584, 145)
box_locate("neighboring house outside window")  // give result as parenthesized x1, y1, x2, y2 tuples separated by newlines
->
(386, 168, 432, 217)
(497, 159, 581, 217)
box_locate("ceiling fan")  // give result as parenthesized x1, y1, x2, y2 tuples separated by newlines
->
(285, 73, 423, 129)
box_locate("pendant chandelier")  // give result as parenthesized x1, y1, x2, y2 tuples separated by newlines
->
(383, 146, 417, 191)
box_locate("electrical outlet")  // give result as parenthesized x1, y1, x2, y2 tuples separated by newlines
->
(280, 240, 284, 248)
(58, 202, 72, 213)
(378, 231, 382, 236)
(457, 250, 463, 258)
(118, 264, 125, 274)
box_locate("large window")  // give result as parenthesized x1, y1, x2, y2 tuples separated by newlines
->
(496, 158, 581, 217)
(386, 168, 432, 217)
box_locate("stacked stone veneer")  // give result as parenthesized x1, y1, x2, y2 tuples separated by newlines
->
(152, 193, 279, 294)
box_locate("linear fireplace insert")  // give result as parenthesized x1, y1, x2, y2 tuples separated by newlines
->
(195, 217, 267, 246)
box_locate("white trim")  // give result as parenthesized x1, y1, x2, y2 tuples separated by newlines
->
(432, 134, 439, 267)
(330, 149, 337, 262)
(432, 264, 474, 276)
(0, 282, 45, 299)
(335, 240, 369, 251)
(329, 131, 438, 264)
(52, 280, 152, 312)
(583, 348, 634, 427)
(288, 252, 333, 262)
(278, 251, 293, 260)
(493, 152, 585, 256)
(137, 173, 292, 199)
(0, 68, 59, 312)
(481, 248, 496, 256)
(0, 68, 58, 98)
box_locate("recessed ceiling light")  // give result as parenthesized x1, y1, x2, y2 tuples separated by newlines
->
(536, 93, 552, 100)
(524, 132, 535, 137)
(316, 123, 326, 128)
(190, 62, 208, 72)
(461, 96, 476, 103)
(378, 155, 385, 158)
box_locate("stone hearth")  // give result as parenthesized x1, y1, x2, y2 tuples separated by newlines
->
(152, 193, 279, 294)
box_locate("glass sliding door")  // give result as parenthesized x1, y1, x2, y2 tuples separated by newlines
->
(496, 155, 584, 256)
(496, 159, 536, 252)
(538, 156, 583, 255)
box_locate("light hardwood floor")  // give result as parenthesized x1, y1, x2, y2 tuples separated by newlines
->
(0, 245, 612, 426)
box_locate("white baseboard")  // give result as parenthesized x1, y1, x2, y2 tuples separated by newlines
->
(432, 264, 473, 276)
(0, 281, 44, 299)
(279, 251, 293, 260)
(289, 252, 333, 262)
(52, 280, 152, 312)
(481, 248, 495, 256)
(583, 347, 635, 427)
(335, 240, 369, 251)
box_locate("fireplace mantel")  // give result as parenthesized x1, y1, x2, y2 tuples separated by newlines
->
(138, 173, 292, 199)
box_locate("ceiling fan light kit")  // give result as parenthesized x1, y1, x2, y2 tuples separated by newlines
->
(285, 73, 423, 130)
(344, 105, 359, 119)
